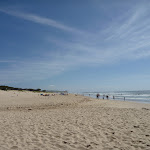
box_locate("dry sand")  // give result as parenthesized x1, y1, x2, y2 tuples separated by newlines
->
(0, 90, 150, 150)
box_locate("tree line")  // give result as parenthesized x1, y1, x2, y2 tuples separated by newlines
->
(0, 85, 68, 93)
(0, 85, 45, 92)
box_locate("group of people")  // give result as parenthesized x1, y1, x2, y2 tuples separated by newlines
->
(96, 94, 125, 101)
(40, 94, 50, 96)
(96, 93, 109, 100)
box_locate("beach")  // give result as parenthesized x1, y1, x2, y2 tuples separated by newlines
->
(0, 90, 150, 150)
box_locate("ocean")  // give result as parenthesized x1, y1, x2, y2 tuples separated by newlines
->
(82, 90, 150, 104)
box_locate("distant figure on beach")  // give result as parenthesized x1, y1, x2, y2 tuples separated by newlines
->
(106, 95, 109, 100)
(103, 95, 105, 99)
(113, 96, 115, 99)
(124, 97, 125, 101)
(89, 94, 90, 96)
(96, 93, 100, 99)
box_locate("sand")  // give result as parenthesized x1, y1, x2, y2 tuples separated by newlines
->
(0, 90, 150, 150)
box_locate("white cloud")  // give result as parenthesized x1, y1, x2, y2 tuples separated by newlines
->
(49, 85, 55, 87)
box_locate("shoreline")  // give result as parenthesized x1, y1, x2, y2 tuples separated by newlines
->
(0, 90, 150, 109)
(83, 94, 150, 104)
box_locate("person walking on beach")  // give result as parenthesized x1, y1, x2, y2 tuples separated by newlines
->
(124, 97, 125, 101)
(106, 95, 109, 100)
(113, 96, 115, 99)
(96, 93, 100, 99)
(103, 95, 105, 99)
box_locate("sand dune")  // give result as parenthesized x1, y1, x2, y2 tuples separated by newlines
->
(0, 90, 150, 150)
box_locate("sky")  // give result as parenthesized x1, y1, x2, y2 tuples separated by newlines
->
(0, 0, 150, 92)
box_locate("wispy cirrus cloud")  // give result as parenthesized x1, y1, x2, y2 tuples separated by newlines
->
(0, 8, 83, 34)
(45, 3, 150, 66)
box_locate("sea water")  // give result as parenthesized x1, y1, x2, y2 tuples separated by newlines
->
(83, 90, 150, 104)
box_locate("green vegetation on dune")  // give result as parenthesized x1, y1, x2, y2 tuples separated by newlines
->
(0, 85, 68, 93)
(0, 85, 43, 92)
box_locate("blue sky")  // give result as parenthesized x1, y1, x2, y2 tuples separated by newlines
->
(0, 0, 150, 92)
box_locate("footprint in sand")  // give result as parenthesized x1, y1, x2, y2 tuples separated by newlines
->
(11, 146, 18, 149)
